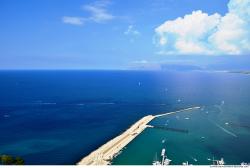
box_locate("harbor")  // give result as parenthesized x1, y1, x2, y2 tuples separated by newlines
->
(77, 106, 200, 165)
(111, 104, 250, 165)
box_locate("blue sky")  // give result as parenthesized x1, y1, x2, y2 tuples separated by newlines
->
(0, 0, 249, 70)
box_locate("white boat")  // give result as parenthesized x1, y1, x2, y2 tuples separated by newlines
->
(213, 157, 225, 165)
(152, 153, 161, 165)
(241, 162, 248, 165)
(218, 158, 225, 165)
(152, 160, 161, 165)
(152, 148, 171, 165)
(161, 139, 166, 144)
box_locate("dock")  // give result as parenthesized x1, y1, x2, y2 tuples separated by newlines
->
(77, 106, 200, 165)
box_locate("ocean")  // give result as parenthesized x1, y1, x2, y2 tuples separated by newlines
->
(0, 70, 249, 165)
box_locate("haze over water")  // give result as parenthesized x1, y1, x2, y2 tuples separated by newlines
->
(0, 70, 250, 165)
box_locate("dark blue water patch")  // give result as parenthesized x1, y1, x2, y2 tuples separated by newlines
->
(0, 70, 249, 164)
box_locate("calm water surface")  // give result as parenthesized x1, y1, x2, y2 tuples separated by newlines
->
(0, 70, 249, 165)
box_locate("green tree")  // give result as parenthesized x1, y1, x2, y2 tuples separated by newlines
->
(14, 157, 25, 165)
(0, 155, 24, 165)
(1, 155, 14, 165)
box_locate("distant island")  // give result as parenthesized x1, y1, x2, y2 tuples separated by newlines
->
(229, 71, 250, 75)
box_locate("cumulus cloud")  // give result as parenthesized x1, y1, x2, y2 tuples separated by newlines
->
(62, 0, 114, 26)
(155, 0, 250, 55)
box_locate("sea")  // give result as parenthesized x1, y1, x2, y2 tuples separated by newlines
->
(0, 70, 249, 165)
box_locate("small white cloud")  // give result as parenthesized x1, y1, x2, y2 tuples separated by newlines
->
(62, 0, 114, 26)
(155, 0, 250, 55)
(124, 25, 140, 36)
(62, 16, 85, 26)
(83, 4, 114, 23)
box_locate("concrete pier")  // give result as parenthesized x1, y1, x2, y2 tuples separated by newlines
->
(77, 106, 200, 165)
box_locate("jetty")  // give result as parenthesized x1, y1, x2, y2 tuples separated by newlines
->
(77, 106, 200, 165)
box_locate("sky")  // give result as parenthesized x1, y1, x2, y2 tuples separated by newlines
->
(0, 0, 249, 70)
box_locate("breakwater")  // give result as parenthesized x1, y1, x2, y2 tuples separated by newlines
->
(77, 106, 200, 165)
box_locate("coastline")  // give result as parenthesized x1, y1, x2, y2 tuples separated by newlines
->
(77, 106, 200, 165)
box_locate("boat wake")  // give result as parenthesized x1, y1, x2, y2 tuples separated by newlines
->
(215, 123, 237, 138)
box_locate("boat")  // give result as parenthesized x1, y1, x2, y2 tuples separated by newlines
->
(218, 158, 225, 165)
(190, 156, 198, 162)
(212, 158, 225, 165)
(161, 139, 166, 143)
(161, 148, 171, 165)
(241, 162, 248, 165)
(152, 160, 161, 165)
(152, 148, 171, 165)
(152, 153, 161, 165)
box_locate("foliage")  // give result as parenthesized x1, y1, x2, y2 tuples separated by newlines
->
(0, 155, 24, 165)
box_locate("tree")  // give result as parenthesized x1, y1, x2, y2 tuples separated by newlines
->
(0, 155, 14, 165)
(0, 155, 24, 165)
(14, 157, 25, 165)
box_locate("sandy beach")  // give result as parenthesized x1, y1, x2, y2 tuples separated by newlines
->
(77, 106, 200, 165)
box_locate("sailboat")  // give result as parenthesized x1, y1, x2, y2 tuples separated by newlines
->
(152, 153, 161, 165)
(152, 148, 171, 165)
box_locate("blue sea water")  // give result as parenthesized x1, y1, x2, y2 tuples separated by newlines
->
(0, 70, 249, 165)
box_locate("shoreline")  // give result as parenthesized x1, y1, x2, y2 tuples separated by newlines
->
(77, 106, 200, 165)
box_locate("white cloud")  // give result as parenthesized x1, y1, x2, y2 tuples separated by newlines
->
(124, 25, 140, 36)
(62, 16, 85, 25)
(83, 5, 114, 23)
(62, 0, 114, 26)
(155, 0, 250, 55)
